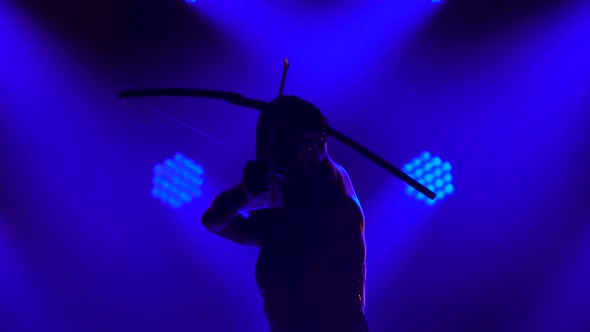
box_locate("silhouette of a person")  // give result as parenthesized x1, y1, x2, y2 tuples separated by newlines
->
(202, 96, 368, 332)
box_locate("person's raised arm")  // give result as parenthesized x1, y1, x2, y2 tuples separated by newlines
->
(201, 183, 251, 234)
(201, 160, 274, 246)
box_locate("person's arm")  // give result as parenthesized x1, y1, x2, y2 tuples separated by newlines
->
(201, 183, 251, 234)
(330, 196, 366, 262)
(201, 160, 277, 246)
(201, 185, 278, 246)
(326, 161, 367, 286)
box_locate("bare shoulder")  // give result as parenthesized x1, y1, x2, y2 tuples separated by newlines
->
(323, 160, 365, 232)
(329, 159, 364, 215)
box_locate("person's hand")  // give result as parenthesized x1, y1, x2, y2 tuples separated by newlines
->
(242, 160, 271, 197)
(269, 164, 287, 184)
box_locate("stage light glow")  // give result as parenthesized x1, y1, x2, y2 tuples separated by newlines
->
(433, 168, 443, 177)
(402, 152, 455, 205)
(151, 153, 204, 209)
(403, 164, 413, 173)
(444, 183, 455, 195)
(444, 173, 453, 182)
(442, 161, 453, 171)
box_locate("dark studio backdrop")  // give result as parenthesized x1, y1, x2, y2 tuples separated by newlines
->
(1, 0, 589, 331)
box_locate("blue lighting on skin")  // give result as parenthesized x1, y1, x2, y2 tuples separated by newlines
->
(151, 153, 204, 209)
(405, 151, 455, 205)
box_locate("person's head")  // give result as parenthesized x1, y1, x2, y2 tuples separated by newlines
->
(256, 96, 329, 173)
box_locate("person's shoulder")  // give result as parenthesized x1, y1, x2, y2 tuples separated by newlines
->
(327, 159, 363, 212)
(324, 164, 363, 226)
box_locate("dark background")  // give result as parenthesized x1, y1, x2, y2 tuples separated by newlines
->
(1, 0, 589, 331)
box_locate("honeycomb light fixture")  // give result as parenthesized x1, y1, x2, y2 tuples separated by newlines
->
(151, 153, 204, 209)
(403, 151, 454, 205)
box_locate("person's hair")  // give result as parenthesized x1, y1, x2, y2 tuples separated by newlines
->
(256, 96, 329, 160)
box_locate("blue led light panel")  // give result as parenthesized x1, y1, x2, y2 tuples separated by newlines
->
(403, 151, 454, 205)
(151, 153, 204, 209)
